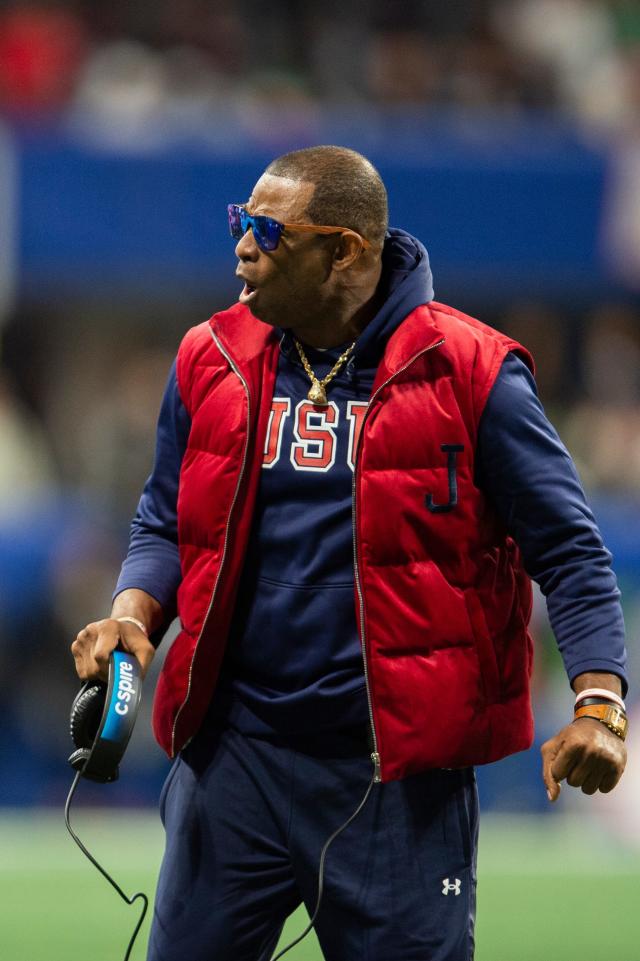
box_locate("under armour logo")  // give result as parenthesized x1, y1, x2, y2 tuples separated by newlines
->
(442, 878, 462, 896)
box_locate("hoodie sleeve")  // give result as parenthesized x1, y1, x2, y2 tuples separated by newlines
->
(112, 359, 191, 633)
(476, 353, 628, 695)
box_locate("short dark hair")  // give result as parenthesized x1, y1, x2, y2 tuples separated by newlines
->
(266, 146, 388, 248)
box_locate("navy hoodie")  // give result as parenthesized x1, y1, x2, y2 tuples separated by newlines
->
(115, 229, 627, 740)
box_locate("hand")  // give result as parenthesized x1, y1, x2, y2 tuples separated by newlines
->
(541, 717, 627, 802)
(71, 617, 156, 682)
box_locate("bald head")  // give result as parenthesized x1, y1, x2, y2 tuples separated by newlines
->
(266, 146, 388, 249)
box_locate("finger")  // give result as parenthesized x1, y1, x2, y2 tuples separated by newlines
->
(116, 624, 156, 678)
(541, 739, 562, 801)
(550, 742, 584, 786)
(92, 622, 123, 679)
(116, 622, 147, 655)
(134, 643, 155, 678)
(565, 755, 605, 792)
(580, 771, 603, 796)
(71, 626, 99, 680)
(71, 626, 93, 659)
(599, 764, 625, 794)
(566, 757, 594, 788)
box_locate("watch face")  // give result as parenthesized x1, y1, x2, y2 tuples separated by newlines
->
(603, 707, 627, 739)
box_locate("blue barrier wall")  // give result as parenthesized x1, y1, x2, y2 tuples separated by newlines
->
(12, 117, 627, 304)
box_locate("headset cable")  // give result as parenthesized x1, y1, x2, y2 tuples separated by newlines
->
(64, 769, 149, 961)
(270, 764, 377, 960)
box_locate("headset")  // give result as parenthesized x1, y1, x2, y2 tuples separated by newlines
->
(65, 650, 377, 961)
(65, 651, 148, 961)
(68, 649, 143, 781)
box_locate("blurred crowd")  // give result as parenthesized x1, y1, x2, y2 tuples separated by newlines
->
(0, 0, 639, 135)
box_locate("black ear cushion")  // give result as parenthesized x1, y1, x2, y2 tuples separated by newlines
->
(70, 684, 107, 749)
(68, 747, 92, 772)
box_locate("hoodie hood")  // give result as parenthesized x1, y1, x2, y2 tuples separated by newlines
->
(353, 227, 434, 367)
(279, 227, 434, 369)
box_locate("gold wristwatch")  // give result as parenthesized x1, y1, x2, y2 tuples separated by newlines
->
(574, 703, 628, 741)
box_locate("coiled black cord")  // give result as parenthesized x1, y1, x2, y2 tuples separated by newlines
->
(64, 770, 149, 961)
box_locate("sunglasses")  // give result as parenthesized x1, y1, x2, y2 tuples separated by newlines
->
(227, 203, 371, 253)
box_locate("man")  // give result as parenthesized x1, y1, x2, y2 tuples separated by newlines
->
(71, 146, 628, 961)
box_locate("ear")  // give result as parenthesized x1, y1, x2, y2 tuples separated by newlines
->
(331, 231, 368, 272)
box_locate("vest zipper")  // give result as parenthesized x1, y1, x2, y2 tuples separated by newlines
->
(170, 328, 252, 758)
(352, 337, 445, 783)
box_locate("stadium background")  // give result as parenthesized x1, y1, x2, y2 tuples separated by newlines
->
(0, 1, 639, 958)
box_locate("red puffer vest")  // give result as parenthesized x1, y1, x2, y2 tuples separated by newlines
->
(152, 300, 535, 783)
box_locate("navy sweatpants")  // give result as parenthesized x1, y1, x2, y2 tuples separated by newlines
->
(147, 720, 478, 961)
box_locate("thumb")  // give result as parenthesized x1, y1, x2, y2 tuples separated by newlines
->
(541, 737, 562, 802)
(117, 624, 156, 678)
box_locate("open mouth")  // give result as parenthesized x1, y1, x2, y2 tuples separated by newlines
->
(239, 283, 258, 304)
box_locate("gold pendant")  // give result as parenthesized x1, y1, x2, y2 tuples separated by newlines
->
(307, 380, 328, 405)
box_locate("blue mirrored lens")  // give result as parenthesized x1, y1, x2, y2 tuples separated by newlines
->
(227, 204, 283, 251)
(228, 203, 244, 239)
(252, 216, 281, 251)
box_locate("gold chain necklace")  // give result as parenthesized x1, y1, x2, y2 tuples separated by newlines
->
(294, 338, 356, 405)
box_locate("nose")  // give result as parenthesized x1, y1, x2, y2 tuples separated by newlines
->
(235, 227, 259, 261)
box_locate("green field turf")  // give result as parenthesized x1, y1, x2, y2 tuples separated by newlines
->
(1, 810, 638, 961)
